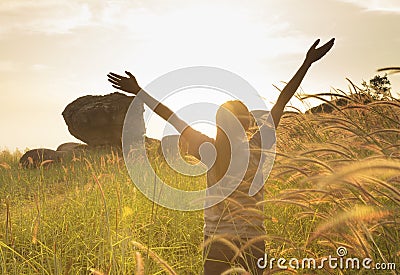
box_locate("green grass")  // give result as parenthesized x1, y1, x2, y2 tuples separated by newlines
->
(1, 92, 399, 274)
(0, 150, 204, 274)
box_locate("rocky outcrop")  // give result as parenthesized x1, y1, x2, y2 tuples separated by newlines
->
(19, 92, 147, 168)
(62, 92, 145, 147)
(306, 94, 372, 114)
(306, 98, 350, 114)
(56, 142, 88, 152)
(19, 148, 64, 168)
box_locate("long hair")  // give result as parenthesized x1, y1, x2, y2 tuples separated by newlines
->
(214, 100, 251, 182)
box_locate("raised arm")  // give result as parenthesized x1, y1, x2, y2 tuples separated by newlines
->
(107, 71, 214, 160)
(107, 71, 188, 133)
(270, 38, 335, 128)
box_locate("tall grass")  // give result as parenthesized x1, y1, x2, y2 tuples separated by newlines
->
(0, 83, 399, 274)
(0, 149, 203, 274)
(263, 86, 400, 273)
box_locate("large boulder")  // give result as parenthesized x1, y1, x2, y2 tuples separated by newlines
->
(62, 92, 145, 147)
(306, 98, 349, 114)
(56, 142, 88, 152)
(306, 94, 372, 114)
(19, 148, 64, 168)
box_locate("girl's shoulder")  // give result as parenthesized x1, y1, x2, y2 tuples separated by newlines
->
(181, 126, 215, 160)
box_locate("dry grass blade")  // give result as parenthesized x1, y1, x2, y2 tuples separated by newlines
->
(200, 233, 241, 249)
(274, 165, 309, 176)
(326, 141, 354, 155)
(279, 188, 332, 197)
(202, 236, 242, 259)
(301, 92, 353, 101)
(318, 116, 360, 128)
(377, 66, 400, 75)
(131, 240, 177, 275)
(322, 125, 362, 138)
(295, 211, 328, 220)
(263, 267, 298, 274)
(273, 151, 294, 159)
(5, 197, 12, 244)
(363, 176, 400, 201)
(368, 100, 400, 109)
(257, 199, 313, 211)
(0, 240, 39, 272)
(245, 235, 293, 250)
(233, 237, 266, 262)
(89, 268, 106, 275)
(192, 196, 245, 209)
(135, 252, 145, 275)
(40, 159, 54, 167)
(32, 218, 39, 244)
(0, 162, 11, 169)
(32, 194, 40, 244)
(300, 148, 353, 159)
(225, 207, 265, 221)
(221, 267, 250, 275)
(345, 77, 365, 95)
(309, 205, 390, 242)
(317, 159, 400, 186)
(366, 128, 400, 137)
(291, 157, 334, 172)
(233, 235, 294, 262)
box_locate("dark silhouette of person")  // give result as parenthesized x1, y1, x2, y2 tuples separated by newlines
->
(107, 38, 334, 275)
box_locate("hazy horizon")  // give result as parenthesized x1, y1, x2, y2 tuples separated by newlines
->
(1, 0, 400, 151)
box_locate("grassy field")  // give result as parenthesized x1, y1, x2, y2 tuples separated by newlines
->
(1, 90, 399, 274)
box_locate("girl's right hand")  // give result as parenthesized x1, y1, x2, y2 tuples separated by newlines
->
(305, 38, 335, 65)
(107, 71, 141, 95)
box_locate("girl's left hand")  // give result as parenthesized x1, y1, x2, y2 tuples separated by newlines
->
(107, 71, 141, 95)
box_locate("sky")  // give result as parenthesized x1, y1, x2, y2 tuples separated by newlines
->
(1, 0, 400, 151)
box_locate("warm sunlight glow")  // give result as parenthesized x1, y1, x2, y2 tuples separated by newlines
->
(0, 0, 399, 150)
(145, 87, 235, 139)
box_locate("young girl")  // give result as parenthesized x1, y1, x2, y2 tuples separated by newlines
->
(108, 38, 334, 274)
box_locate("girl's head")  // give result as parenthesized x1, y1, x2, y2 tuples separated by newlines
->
(214, 100, 251, 182)
(216, 100, 250, 133)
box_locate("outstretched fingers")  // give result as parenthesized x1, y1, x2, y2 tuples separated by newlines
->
(112, 84, 122, 90)
(107, 70, 140, 94)
(108, 72, 123, 81)
(310, 39, 320, 49)
(108, 72, 125, 79)
(108, 78, 120, 86)
(107, 72, 126, 87)
(125, 71, 134, 78)
(319, 38, 335, 48)
(317, 38, 335, 53)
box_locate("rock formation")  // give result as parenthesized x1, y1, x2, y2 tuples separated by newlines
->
(19, 148, 64, 168)
(62, 92, 145, 147)
(306, 94, 372, 114)
(56, 142, 88, 152)
(19, 92, 147, 168)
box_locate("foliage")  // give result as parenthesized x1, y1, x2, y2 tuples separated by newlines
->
(1, 83, 399, 274)
(361, 74, 392, 100)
